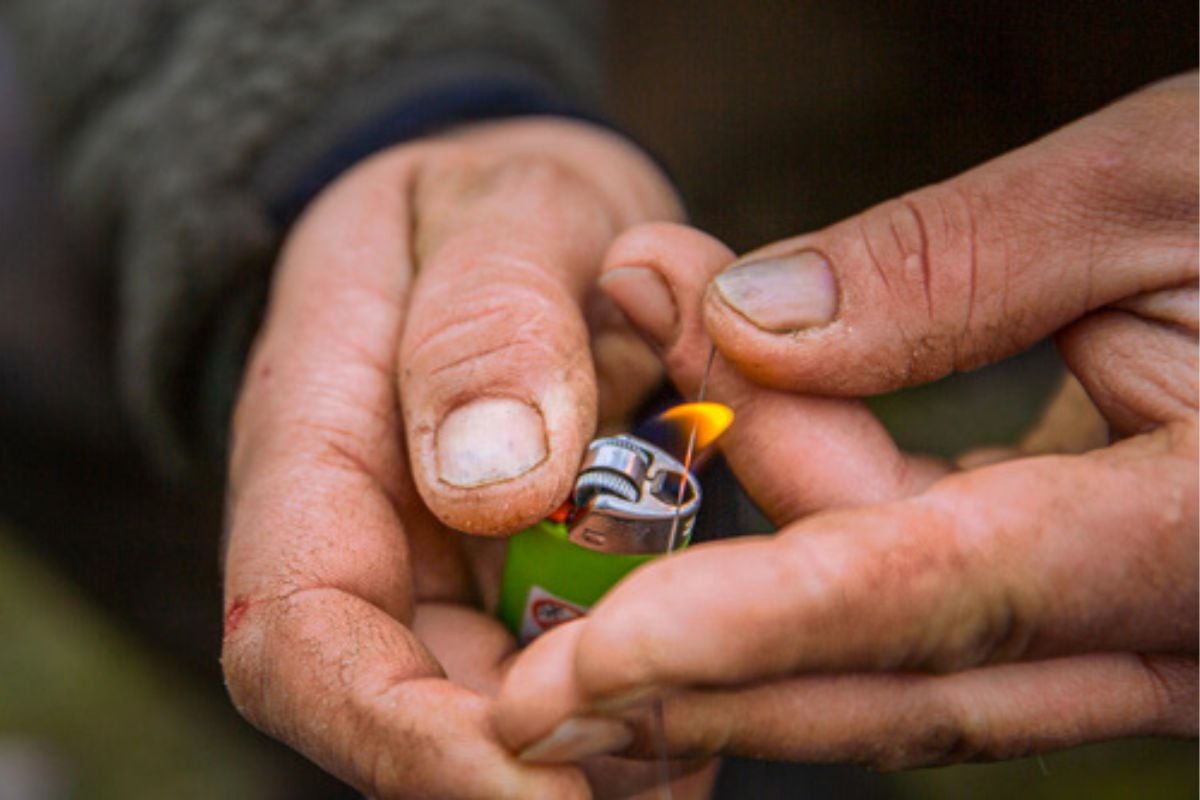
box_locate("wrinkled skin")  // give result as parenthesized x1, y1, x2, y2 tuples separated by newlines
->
(219, 118, 708, 798)
(495, 75, 1198, 770)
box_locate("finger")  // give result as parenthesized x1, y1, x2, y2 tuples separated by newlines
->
(701, 74, 1198, 395)
(510, 652, 1197, 769)
(1056, 287, 1198, 436)
(400, 120, 680, 534)
(224, 155, 586, 798)
(585, 289, 663, 432)
(649, 654, 1198, 767)
(225, 591, 588, 798)
(413, 603, 517, 698)
(495, 622, 593, 756)
(492, 623, 713, 798)
(226, 149, 418, 629)
(567, 430, 1197, 701)
(599, 222, 945, 521)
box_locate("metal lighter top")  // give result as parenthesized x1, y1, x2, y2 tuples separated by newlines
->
(567, 434, 702, 555)
(497, 432, 704, 642)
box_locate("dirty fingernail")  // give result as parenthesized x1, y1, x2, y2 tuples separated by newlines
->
(436, 398, 547, 487)
(713, 251, 837, 332)
(519, 717, 634, 763)
(598, 266, 678, 348)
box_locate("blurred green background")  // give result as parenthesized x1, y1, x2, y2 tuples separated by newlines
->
(0, 531, 266, 800)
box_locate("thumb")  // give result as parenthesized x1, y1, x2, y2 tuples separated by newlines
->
(599, 223, 944, 523)
(399, 119, 679, 535)
(703, 74, 1197, 395)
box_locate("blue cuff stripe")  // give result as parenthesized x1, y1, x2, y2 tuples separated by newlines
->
(268, 79, 604, 225)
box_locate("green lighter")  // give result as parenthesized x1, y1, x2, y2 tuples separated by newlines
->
(497, 433, 702, 644)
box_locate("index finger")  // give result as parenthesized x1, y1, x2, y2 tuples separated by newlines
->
(222, 151, 587, 798)
(570, 427, 1196, 701)
(599, 223, 946, 522)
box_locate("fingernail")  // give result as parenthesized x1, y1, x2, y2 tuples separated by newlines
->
(713, 251, 837, 332)
(518, 717, 634, 763)
(598, 266, 678, 348)
(436, 398, 547, 487)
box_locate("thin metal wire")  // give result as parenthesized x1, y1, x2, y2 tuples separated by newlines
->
(655, 345, 718, 800)
(666, 346, 717, 553)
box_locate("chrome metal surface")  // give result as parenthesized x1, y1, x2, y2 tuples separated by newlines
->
(567, 434, 701, 555)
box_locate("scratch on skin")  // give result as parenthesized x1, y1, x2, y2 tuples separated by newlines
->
(224, 597, 251, 640)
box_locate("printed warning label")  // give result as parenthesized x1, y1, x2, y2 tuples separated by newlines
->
(519, 585, 588, 644)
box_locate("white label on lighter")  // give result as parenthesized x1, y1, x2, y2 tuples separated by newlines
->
(519, 585, 589, 644)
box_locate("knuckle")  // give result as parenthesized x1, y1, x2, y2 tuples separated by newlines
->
(841, 504, 970, 665)
(825, 496, 1038, 674)
(1045, 92, 1198, 287)
(403, 281, 585, 389)
(415, 147, 614, 259)
(1066, 149, 1196, 266)
(934, 585, 1036, 671)
(912, 493, 1039, 671)
(869, 688, 987, 770)
(1082, 84, 1198, 230)
(298, 418, 406, 519)
(482, 152, 596, 200)
(1136, 654, 1200, 734)
(1064, 310, 1198, 431)
(444, 149, 596, 215)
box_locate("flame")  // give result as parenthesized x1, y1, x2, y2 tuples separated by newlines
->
(658, 401, 735, 451)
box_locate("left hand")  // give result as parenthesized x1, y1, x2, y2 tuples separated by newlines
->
(221, 118, 691, 798)
(492, 75, 1198, 770)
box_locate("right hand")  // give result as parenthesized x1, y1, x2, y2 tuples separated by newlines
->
(494, 75, 1197, 772)
(219, 118, 684, 798)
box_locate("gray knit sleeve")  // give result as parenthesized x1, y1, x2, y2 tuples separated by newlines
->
(1, 0, 604, 475)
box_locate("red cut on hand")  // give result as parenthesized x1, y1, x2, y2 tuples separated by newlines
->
(219, 118, 703, 798)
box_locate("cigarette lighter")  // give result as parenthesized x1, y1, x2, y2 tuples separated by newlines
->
(497, 433, 701, 644)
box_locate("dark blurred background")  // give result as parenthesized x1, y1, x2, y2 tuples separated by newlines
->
(0, 1, 1195, 798)
(608, 2, 1197, 797)
(611, 0, 1197, 253)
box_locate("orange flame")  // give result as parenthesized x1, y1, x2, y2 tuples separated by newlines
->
(658, 401, 735, 451)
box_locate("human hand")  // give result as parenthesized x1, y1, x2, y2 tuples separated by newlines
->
(220, 118, 685, 797)
(494, 75, 1198, 769)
